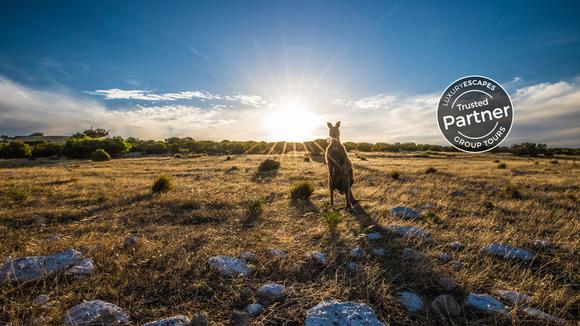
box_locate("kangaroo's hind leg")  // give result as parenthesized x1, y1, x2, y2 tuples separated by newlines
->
(345, 185, 353, 210)
(328, 174, 334, 207)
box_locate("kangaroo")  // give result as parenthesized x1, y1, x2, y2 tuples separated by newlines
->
(325, 121, 356, 209)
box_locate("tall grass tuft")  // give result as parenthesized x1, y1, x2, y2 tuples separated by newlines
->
(91, 149, 111, 162)
(290, 181, 313, 200)
(152, 175, 174, 193)
(257, 159, 280, 172)
(425, 167, 437, 174)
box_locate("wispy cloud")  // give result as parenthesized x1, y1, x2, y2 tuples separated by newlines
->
(87, 89, 220, 101)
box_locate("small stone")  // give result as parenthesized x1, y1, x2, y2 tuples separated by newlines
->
(447, 242, 465, 251)
(485, 243, 534, 261)
(347, 261, 359, 273)
(47, 234, 62, 241)
(438, 253, 452, 263)
(244, 303, 265, 317)
(520, 307, 565, 323)
(65, 258, 95, 277)
(350, 248, 364, 259)
(431, 295, 461, 317)
(310, 252, 327, 265)
(438, 277, 459, 292)
(0, 248, 83, 283)
(191, 313, 209, 326)
(389, 225, 429, 239)
(123, 236, 139, 248)
(266, 248, 288, 258)
(208, 256, 252, 277)
(229, 310, 249, 326)
(464, 293, 508, 316)
(372, 248, 385, 256)
(143, 315, 191, 326)
(389, 206, 421, 219)
(497, 290, 530, 305)
(397, 291, 423, 312)
(367, 232, 383, 240)
(63, 300, 128, 325)
(33, 294, 49, 305)
(402, 248, 425, 261)
(257, 283, 285, 305)
(305, 300, 384, 325)
(450, 190, 464, 197)
(239, 252, 256, 262)
(452, 260, 463, 271)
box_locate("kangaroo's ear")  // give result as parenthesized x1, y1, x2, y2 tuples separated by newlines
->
(335, 121, 341, 128)
(327, 122, 333, 128)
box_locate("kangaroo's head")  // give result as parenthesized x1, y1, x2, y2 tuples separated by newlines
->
(327, 121, 341, 140)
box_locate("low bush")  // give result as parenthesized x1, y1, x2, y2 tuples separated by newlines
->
(320, 205, 341, 234)
(91, 149, 111, 162)
(497, 163, 507, 169)
(425, 167, 437, 174)
(290, 181, 313, 200)
(244, 199, 263, 222)
(257, 159, 280, 172)
(152, 175, 174, 193)
(31, 142, 63, 157)
(0, 142, 32, 159)
(63, 136, 130, 159)
(388, 170, 400, 180)
(504, 183, 522, 199)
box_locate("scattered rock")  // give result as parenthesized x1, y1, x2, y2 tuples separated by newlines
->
(66, 258, 95, 277)
(447, 242, 465, 251)
(464, 293, 508, 316)
(33, 294, 49, 305)
(63, 300, 128, 325)
(438, 277, 459, 292)
(266, 248, 288, 258)
(144, 315, 191, 326)
(350, 248, 364, 259)
(208, 256, 252, 277)
(346, 261, 359, 273)
(46, 234, 63, 241)
(191, 313, 209, 326)
(397, 291, 423, 312)
(402, 248, 425, 261)
(244, 303, 265, 317)
(239, 252, 256, 262)
(372, 248, 385, 256)
(309, 252, 327, 265)
(452, 260, 463, 271)
(389, 225, 429, 239)
(305, 300, 384, 325)
(418, 203, 436, 210)
(229, 310, 249, 326)
(485, 243, 534, 261)
(497, 290, 530, 305)
(520, 307, 565, 324)
(0, 248, 83, 283)
(431, 295, 461, 317)
(367, 232, 384, 240)
(389, 206, 421, 219)
(449, 190, 464, 197)
(257, 283, 285, 305)
(438, 253, 452, 263)
(123, 236, 139, 248)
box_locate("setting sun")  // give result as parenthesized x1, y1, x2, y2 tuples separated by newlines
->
(266, 101, 319, 142)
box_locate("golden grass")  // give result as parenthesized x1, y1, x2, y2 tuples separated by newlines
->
(0, 152, 578, 324)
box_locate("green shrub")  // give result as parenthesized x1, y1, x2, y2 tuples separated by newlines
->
(320, 206, 341, 233)
(152, 175, 174, 193)
(290, 181, 314, 200)
(91, 149, 111, 161)
(0, 142, 32, 158)
(63, 136, 130, 159)
(497, 163, 507, 169)
(424, 211, 443, 224)
(244, 199, 263, 221)
(31, 142, 63, 157)
(388, 170, 400, 180)
(425, 167, 437, 174)
(257, 159, 280, 172)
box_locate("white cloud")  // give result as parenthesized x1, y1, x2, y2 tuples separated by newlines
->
(87, 89, 220, 101)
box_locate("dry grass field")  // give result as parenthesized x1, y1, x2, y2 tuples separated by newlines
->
(0, 152, 578, 325)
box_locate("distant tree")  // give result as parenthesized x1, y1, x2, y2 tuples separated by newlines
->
(0, 142, 32, 158)
(28, 132, 44, 137)
(83, 128, 109, 138)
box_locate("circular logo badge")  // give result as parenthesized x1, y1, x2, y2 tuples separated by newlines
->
(437, 76, 513, 152)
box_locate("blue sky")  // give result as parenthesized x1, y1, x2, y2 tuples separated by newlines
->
(0, 0, 579, 145)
